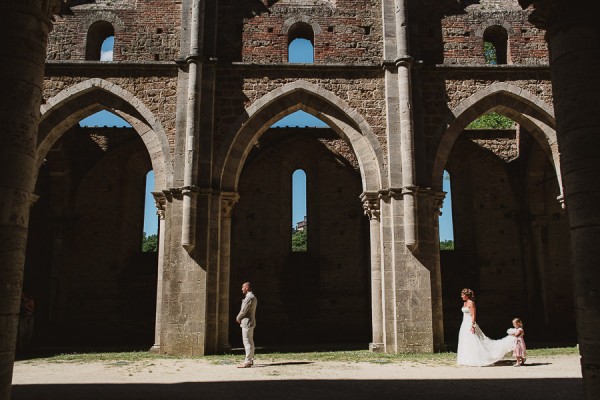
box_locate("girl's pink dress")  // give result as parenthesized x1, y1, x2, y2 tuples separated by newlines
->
(513, 327, 527, 358)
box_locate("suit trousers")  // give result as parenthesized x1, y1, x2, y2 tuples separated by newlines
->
(241, 326, 255, 364)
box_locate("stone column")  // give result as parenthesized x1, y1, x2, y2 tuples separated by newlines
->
(519, 1, 600, 397)
(361, 192, 384, 352)
(0, 2, 60, 399)
(150, 192, 167, 353)
(216, 192, 239, 353)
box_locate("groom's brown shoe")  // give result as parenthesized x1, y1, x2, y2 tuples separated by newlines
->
(237, 363, 252, 368)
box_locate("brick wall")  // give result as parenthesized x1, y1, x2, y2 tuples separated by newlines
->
(47, 0, 182, 62)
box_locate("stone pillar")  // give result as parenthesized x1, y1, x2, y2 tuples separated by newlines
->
(361, 192, 384, 352)
(150, 192, 167, 353)
(216, 192, 239, 353)
(379, 189, 436, 353)
(0, 2, 60, 399)
(519, 1, 600, 397)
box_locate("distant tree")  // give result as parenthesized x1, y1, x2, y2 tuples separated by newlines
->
(440, 239, 455, 251)
(142, 232, 158, 252)
(467, 112, 515, 130)
(484, 41, 497, 65)
(291, 230, 307, 252)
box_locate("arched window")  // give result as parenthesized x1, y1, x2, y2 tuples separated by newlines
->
(142, 171, 158, 252)
(86, 21, 115, 61)
(291, 169, 307, 252)
(483, 26, 508, 65)
(288, 22, 314, 63)
(439, 170, 454, 250)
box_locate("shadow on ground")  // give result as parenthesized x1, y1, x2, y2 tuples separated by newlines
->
(12, 378, 583, 400)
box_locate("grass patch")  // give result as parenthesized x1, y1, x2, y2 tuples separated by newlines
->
(20, 347, 578, 365)
(24, 351, 185, 364)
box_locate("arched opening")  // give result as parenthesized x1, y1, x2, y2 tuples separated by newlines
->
(439, 170, 454, 251)
(229, 106, 370, 349)
(291, 169, 307, 252)
(438, 107, 573, 347)
(22, 106, 159, 355)
(288, 22, 314, 63)
(483, 25, 508, 65)
(86, 21, 115, 61)
(142, 170, 158, 252)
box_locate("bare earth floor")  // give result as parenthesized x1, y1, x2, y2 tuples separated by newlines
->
(12, 354, 582, 400)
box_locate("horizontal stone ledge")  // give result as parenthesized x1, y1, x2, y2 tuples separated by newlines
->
(45, 60, 179, 75)
(429, 64, 550, 72)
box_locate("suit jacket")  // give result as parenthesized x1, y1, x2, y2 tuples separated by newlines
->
(236, 291, 257, 328)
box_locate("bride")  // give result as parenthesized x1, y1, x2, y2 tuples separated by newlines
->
(457, 288, 516, 366)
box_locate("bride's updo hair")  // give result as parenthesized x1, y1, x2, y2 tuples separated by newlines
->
(461, 288, 475, 299)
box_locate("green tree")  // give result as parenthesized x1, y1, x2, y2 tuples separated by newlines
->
(291, 230, 307, 252)
(467, 112, 515, 130)
(142, 232, 158, 252)
(440, 239, 454, 251)
(484, 41, 497, 65)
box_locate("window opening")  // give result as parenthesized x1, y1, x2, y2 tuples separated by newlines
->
(291, 169, 307, 252)
(483, 26, 508, 65)
(288, 22, 314, 63)
(142, 171, 158, 252)
(86, 20, 115, 61)
(439, 170, 454, 250)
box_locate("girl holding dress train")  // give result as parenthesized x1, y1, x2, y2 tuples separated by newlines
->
(508, 318, 527, 366)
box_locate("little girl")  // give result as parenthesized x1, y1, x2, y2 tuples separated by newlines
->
(507, 318, 527, 366)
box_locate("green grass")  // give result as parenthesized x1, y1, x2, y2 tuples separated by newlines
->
(21, 346, 578, 365)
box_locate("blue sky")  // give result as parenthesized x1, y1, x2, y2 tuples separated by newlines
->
(78, 36, 454, 241)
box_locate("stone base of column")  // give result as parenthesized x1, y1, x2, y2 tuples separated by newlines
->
(369, 342, 385, 353)
(149, 344, 161, 354)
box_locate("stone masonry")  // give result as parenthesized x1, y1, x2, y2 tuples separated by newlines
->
(0, 3, 589, 397)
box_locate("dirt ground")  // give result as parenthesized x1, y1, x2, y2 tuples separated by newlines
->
(11, 354, 583, 400)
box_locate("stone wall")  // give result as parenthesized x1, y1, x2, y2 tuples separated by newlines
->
(218, 0, 383, 64)
(230, 128, 370, 345)
(47, 0, 182, 62)
(24, 127, 157, 348)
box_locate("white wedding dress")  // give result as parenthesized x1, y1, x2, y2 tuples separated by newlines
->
(457, 306, 516, 366)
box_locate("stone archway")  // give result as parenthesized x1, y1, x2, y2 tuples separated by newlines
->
(216, 81, 385, 350)
(432, 83, 558, 193)
(432, 83, 572, 343)
(27, 79, 172, 351)
(217, 80, 384, 193)
(39, 78, 172, 190)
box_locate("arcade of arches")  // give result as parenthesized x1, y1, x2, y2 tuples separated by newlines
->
(1, 1, 600, 399)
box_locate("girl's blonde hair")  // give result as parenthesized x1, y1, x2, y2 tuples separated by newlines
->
(513, 318, 523, 327)
(461, 288, 475, 300)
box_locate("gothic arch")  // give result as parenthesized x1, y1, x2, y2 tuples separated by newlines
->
(39, 78, 173, 189)
(217, 80, 384, 192)
(432, 82, 559, 192)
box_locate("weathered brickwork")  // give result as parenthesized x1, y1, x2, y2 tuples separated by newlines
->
(47, 0, 181, 62)
(218, 0, 383, 64)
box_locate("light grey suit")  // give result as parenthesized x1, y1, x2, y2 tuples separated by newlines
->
(236, 291, 257, 364)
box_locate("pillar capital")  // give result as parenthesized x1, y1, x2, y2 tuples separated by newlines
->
(152, 191, 168, 220)
(220, 192, 240, 218)
(360, 192, 380, 221)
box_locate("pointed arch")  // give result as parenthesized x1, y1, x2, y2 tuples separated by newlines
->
(432, 83, 560, 193)
(39, 78, 172, 189)
(216, 80, 384, 192)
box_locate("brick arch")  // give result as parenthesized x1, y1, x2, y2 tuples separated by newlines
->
(217, 80, 384, 192)
(282, 15, 322, 35)
(432, 82, 559, 192)
(38, 78, 172, 189)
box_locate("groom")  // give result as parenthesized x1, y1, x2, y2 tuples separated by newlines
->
(236, 282, 257, 368)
